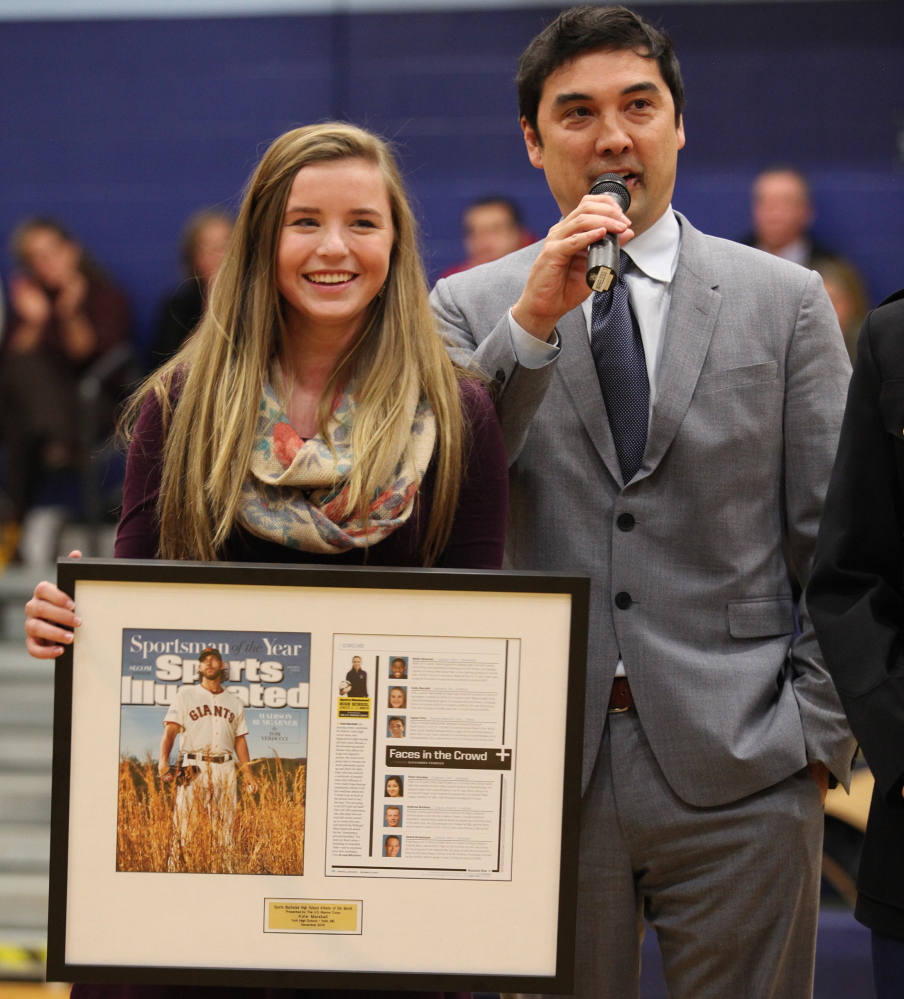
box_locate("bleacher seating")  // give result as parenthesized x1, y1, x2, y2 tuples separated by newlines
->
(0, 568, 54, 980)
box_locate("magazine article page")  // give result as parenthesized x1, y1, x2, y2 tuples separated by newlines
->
(118, 629, 310, 874)
(326, 633, 519, 880)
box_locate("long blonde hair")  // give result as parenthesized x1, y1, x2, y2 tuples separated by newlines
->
(122, 123, 466, 565)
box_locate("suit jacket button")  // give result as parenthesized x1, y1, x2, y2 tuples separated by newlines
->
(615, 591, 632, 610)
(495, 369, 506, 384)
(617, 513, 635, 531)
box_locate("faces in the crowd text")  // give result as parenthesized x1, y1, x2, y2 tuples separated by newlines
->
(385, 777, 402, 797)
(464, 203, 524, 266)
(276, 158, 394, 344)
(522, 47, 685, 237)
(388, 717, 405, 739)
(751, 171, 813, 254)
(19, 227, 82, 290)
(192, 218, 232, 284)
(388, 686, 406, 709)
(384, 836, 401, 857)
(385, 806, 401, 827)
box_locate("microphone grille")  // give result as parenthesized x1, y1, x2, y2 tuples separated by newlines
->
(589, 173, 631, 211)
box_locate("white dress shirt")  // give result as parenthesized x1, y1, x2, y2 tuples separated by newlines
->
(509, 206, 682, 408)
(759, 235, 808, 267)
(507, 207, 683, 678)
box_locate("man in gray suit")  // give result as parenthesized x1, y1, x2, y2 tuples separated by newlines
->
(430, 6, 855, 998)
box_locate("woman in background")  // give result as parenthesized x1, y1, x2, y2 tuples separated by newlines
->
(0, 218, 130, 533)
(813, 257, 869, 365)
(25, 122, 507, 999)
(151, 208, 233, 367)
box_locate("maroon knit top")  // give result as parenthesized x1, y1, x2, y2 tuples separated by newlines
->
(115, 378, 508, 570)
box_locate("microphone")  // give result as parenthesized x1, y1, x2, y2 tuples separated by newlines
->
(585, 173, 631, 293)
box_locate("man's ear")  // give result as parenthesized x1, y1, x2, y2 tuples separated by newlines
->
(521, 116, 544, 169)
(676, 113, 686, 151)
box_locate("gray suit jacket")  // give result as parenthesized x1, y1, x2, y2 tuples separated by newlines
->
(431, 212, 856, 805)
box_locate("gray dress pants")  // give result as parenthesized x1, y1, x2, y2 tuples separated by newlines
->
(507, 707, 823, 999)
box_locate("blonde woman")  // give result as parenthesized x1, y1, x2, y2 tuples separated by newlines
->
(25, 123, 505, 999)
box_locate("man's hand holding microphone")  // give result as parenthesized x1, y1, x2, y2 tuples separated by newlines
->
(511, 174, 633, 342)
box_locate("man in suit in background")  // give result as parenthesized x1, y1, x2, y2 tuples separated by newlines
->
(743, 167, 840, 268)
(430, 6, 855, 997)
(440, 196, 531, 278)
(740, 167, 870, 362)
(808, 289, 904, 999)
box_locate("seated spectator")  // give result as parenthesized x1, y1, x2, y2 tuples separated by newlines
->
(0, 218, 130, 532)
(814, 257, 869, 364)
(439, 196, 531, 278)
(151, 208, 232, 367)
(742, 167, 841, 266)
(740, 167, 870, 356)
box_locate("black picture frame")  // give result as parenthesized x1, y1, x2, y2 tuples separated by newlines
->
(48, 557, 588, 994)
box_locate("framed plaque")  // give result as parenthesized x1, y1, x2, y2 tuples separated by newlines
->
(48, 558, 588, 993)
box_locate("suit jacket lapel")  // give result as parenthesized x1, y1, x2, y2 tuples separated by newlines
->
(556, 305, 623, 484)
(638, 216, 722, 479)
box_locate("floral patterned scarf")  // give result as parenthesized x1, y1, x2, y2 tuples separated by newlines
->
(236, 379, 436, 553)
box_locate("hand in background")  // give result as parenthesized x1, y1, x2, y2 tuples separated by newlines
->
(54, 270, 88, 322)
(8, 274, 51, 352)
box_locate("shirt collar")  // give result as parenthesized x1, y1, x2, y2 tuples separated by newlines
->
(622, 206, 681, 283)
(764, 236, 808, 267)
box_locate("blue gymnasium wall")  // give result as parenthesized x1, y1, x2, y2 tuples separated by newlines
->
(0, 0, 901, 352)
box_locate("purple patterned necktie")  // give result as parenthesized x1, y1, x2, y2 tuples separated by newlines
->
(590, 251, 649, 484)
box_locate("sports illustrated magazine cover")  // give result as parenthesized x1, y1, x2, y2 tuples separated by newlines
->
(118, 629, 310, 875)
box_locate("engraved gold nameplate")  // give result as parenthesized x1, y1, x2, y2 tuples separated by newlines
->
(265, 899, 362, 934)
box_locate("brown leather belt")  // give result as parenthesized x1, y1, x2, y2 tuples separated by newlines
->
(608, 677, 635, 713)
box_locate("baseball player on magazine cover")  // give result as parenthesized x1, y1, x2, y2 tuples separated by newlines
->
(117, 628, 310, 875)
(159, 647, 258, 863)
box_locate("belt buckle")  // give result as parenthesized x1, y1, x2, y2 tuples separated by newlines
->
(607, 677, 633, 714)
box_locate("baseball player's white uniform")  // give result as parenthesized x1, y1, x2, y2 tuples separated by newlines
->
(163, 684, 248, 857)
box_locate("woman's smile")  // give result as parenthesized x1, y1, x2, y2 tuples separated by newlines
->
(277, 158, 394, 342)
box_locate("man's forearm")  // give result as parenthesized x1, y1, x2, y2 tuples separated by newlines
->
(159, 726, 177, 773)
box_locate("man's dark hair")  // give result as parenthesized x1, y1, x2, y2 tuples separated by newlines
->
(517, 5, 685, 137)
(465, 196, 524, 228)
